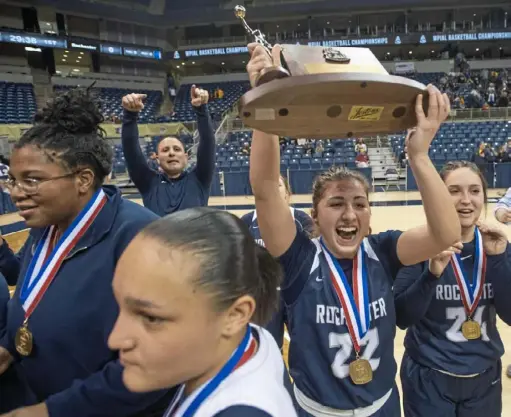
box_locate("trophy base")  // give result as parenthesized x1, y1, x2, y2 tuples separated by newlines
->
(255, 66, 290, 86)
(239, 73, 430, 138)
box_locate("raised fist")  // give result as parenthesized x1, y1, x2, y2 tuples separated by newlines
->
(122, 93, 147, 113)
(191, 85, 209, 107)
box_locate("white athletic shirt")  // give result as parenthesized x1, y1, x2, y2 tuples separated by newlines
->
(171, 325, 297, 417)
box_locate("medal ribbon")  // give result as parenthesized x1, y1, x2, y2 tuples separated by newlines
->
(164, 326, 257, 417)
(19, 189, 107, 318)
(450, 227, 486, 317)
(321, 239, 370, 353)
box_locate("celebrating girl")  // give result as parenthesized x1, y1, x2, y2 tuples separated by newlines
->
(247, 43, 460, 416)
(395, 161, 511, 417)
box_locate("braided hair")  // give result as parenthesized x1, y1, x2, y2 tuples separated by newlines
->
(15, 88, 113, 189)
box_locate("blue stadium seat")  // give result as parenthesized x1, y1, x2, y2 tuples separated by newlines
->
(0, 82, 36, 124)
(54, 86, 163, 124)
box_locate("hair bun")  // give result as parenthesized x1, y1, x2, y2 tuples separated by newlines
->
(34, 88, 104, 135)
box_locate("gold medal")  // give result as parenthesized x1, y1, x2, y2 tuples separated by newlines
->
(349, 358, 373, 385)
(15, 321, 33, 357)
(461, 319, 481, 340)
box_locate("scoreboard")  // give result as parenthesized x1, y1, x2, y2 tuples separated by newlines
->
(0, 32, 67, 49)
(0, 31, 162, 60)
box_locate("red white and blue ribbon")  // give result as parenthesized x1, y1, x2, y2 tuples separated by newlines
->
(164, 326, 257, 417)
(450, 227, 486, 317)
(19, 188, 107, 318)
(321, 239, 370, 353)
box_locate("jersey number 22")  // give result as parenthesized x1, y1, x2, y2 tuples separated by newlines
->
(329, 328, 381, 379)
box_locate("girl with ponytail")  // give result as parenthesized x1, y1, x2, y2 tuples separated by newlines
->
(108, 207, 297, 417)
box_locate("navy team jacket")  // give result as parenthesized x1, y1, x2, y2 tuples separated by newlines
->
(0, 185, 172, 417)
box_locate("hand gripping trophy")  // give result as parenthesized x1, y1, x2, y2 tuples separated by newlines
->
(235, 5, 429, 138)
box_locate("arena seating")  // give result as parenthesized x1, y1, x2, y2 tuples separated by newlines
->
(162, 81, 250, 122)
(54, 86, 163, 124)
(110, 132, 194, 174)
(390, 120, 511, 162)
(216, 131, 358, 172)
(110, 120, 511, 176)
(0, 82, 36, 124)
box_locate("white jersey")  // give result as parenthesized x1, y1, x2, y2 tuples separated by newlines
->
(172, 325, 297, 417)
(0, 164, 8, 180)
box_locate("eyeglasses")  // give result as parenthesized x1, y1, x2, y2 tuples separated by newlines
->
(5, 172, 78, 196)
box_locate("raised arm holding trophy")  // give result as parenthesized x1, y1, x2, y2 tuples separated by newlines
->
(235, 5, 430, 138)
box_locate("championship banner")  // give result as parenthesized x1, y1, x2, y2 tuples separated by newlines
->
(0, 123, 189, 140)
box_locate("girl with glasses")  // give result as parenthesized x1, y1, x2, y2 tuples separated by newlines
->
(0, 89, 172, 417)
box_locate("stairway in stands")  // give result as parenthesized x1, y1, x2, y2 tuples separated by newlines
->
(369, 146, 406, 191)
(31, 68, 53, 110)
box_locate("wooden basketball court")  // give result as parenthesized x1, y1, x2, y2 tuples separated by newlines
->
(1, 189, 510, 412)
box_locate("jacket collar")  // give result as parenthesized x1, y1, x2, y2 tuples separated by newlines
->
(30, 185, 121, 257)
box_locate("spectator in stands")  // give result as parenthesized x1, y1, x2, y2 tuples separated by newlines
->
(0, 155, 16, 216)
(398, 145, 408, 168)
(0, 88, 172, 416)
(497, 145, 509, 163)
(487, 83, 496, 105)
(241, 143, 250, 156)
(355, 138, 367, 155)
(0, 157, 9, 181)
(493, 188, 511, 379)
(279, 137, 288, 151)
(355, 150, 369, 168)
(121, 85, 215, 216)
(167, 74, 177, 104)
(483, 143, 497, 163)
(147, 152, 159, 171)
(497, 91, 509, 108)
(472, 142, 488, 176)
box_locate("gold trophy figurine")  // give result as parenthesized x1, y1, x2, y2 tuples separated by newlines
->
(234, 5, 290, 85)
(235, 5, 429, 138)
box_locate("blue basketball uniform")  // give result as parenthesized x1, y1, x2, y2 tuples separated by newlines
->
(241, 208, 314, 349)
(394, 239, 511, 417)
(279, 228, 403, 416)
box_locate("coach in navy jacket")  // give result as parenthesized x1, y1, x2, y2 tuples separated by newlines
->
(0, 186, 171, 417)
(121, 87, 216, 217)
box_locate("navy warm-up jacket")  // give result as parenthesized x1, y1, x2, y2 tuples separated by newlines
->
(122, 104, 216, 216)
(0, 186, 173, 417)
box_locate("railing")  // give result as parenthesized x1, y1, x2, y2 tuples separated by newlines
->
(182, 106, 511, 167)
(449, 107, 511, 121)
(187, 108, 239, 164)
(212, 107, 511, 137)
(214, 112, 231, 144)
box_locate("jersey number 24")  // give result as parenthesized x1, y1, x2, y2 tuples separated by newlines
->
(446, 306, 490, 342)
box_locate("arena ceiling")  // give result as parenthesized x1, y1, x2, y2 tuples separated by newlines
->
(5, 0, 511, 27)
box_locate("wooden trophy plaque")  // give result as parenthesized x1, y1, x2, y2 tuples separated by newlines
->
(235, 5, 429, 138)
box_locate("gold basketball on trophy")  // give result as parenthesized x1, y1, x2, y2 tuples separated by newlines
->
(235, 5, 429, 138)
